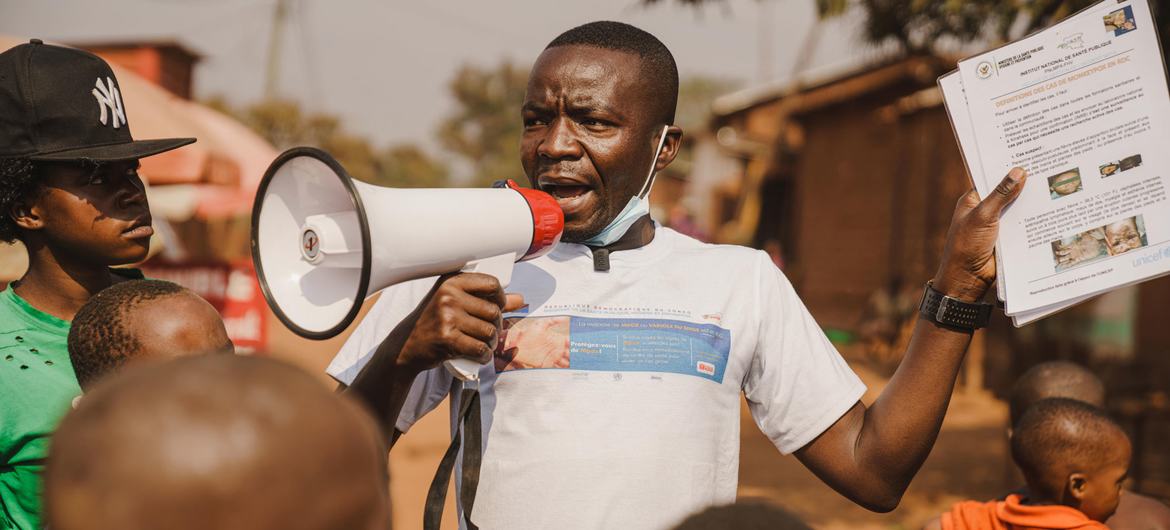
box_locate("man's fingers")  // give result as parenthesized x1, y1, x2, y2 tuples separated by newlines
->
(458, 310, 499, 343)
(976, 167, 1027, 217)
(503, 293, 526, 312)
(450, 272, 507, 308)
(449, 331, 494, 364)
(457, 290, 504, 322)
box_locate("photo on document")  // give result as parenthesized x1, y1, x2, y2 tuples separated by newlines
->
(1048, 168, 1084, 199)
(1105, 6, 1137, 36)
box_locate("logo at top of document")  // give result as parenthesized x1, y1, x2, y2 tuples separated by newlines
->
(976, 61, 994, 80)
(1059, 33, 1085, 50)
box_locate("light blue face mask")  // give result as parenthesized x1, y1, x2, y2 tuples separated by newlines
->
(583, 125, 670, 247)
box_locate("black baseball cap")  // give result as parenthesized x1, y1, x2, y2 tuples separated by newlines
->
(0, 39, 195, 162)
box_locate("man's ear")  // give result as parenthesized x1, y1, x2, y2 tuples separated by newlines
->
(1068, 473, 1089, 502)
(8, 197, 44, 232)
(653, 125, 684, 172)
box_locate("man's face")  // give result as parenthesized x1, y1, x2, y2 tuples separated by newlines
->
(521, 45, 670, 242)
(1104, 219, 1143, 255)
(27, 160, 152, 264)
(126, 292, 234, 360)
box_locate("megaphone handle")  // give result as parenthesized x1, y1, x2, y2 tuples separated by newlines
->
(443, 253, 517, 382)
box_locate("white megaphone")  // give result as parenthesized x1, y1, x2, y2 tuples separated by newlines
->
(251, 147, 563, 381)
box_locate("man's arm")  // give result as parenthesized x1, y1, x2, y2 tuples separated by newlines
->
(794, 168, 1026, 512)
(342, 273, 523, 443)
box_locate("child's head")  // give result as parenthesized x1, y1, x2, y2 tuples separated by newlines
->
(0, 41, 193, 265)
(671, 501, 812, 530)
(67, 279, 232, 391)
(45, 355, 391, 530)
(1009, 361, 1105, 426)
(1011, 398, 1130, 521)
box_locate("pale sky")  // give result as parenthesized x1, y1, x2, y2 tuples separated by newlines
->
(1, 0, 878, 151)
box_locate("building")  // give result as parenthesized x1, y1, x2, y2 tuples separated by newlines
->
(706, 55, 1170, 497)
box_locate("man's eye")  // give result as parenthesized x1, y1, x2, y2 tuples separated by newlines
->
(524, 117, 546, 127)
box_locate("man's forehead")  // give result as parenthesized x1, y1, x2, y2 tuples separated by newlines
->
(527, 46, 652, 104)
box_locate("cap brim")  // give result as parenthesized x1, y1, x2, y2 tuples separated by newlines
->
(29, 137, 196, 162)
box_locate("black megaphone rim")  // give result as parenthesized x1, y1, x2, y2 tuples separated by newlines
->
(250, 146, 373, 341)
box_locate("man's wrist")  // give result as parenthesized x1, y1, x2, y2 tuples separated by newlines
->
(930, 272, 987, 303)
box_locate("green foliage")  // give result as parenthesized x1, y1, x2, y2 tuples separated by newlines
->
(207, 97, 450, 189)
(379, 145, 449, 189)
(437, 61, 529, 188)
(648, 0, 1170, 57)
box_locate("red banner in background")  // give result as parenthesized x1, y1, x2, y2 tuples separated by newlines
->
(139, 260, 267, 353)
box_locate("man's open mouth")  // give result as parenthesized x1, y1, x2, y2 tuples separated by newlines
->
(540, 183, 592, 199)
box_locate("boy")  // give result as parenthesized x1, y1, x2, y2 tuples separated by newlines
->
(67, 279, 233, 391)
(1009, 362, 1170, 530)
(0, 40, 194, 530)
(44, 355, 392, 530)
(925, 398, 1131, 530)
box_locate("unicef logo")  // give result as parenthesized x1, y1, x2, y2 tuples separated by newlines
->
(976, 61, 994, 79)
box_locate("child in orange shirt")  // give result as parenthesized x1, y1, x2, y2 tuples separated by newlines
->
(924, 398, 1131, 530)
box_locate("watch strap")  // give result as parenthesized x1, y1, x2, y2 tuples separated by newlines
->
(919, 282, 993, 331)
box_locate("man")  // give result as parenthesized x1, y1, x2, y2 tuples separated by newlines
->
(332, 21, 1027, 529)
(1009, 362, 1170, 530)
(67, 279, 233, 391)
(0, 40, 194, 530)
(44, 355, 392, 530)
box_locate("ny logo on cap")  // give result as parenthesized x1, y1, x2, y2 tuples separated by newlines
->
(91, 77, 126, 129)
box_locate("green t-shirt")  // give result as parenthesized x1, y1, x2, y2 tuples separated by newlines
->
(0, 287, 78, 530)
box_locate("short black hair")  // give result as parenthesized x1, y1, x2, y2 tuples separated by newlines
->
(0, 157, 40, 243)
(1009, 361, 1106, 425)
(68, 279, 188, 390)
(546, 21, 679, 124)
(671, 502, 812, 530)
(1011, 398, 1127, 500)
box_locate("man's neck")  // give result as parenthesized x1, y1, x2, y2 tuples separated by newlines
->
(13, 242, 118, 321)
(587, 214, 656, 253)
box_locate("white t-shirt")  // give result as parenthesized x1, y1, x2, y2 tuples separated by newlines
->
(328, 227, 865, 530)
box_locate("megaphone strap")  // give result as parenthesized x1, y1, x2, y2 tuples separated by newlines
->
(424, 388, 482, 530)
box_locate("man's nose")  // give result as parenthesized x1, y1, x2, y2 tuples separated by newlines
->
(116, 173, 148, 208)
(537, 118, 582, 160)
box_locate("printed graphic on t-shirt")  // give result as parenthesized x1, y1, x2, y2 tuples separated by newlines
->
(494, 315, 731, 383)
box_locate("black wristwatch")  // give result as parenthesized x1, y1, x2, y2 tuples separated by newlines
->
(919, 281, 993, 331)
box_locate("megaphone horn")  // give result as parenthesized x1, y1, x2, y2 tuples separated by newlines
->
(251, 147, 564, 356)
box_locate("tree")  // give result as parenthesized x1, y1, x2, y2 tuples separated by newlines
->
(645, 0, 1170, 58)
(437, 61, 529, 188)
(206, 96, 449, 188)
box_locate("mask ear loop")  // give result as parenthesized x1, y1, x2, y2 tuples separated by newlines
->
(637, 125, 671, 200)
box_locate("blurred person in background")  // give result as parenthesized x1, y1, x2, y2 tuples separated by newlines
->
(0, 40, 194, 530)
(44, 355, 392, 530)
(67, 279, 233, 392)
(1007, 362, 1170, 530)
